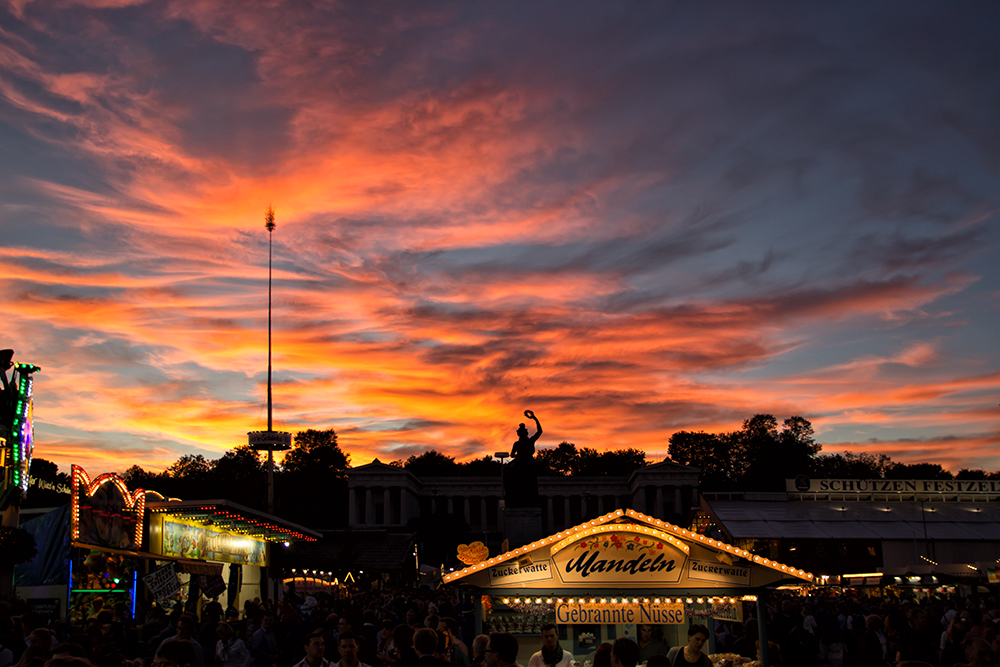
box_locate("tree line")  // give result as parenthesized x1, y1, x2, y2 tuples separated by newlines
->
(25, 416, 998, 527)
(667, 414, 999, 490)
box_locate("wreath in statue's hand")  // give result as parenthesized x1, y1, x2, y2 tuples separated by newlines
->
(524, 409, 535, 419)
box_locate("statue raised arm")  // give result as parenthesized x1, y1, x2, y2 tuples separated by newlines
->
(511, 409, 542, 459)
(505, 409, 541, 507)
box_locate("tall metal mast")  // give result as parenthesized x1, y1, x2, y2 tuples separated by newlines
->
(248, 206, 291, 517)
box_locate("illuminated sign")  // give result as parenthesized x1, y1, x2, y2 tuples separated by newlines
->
(488, 559, 553, 586)
(788, 478, 1000, 494)
(457, 541, 489, 565)
(687, 559, 751, 586)
(552, 532, 686, 584)
(71, 466, 145, 550)
(1, 362, 40, 507)
(555, 601, 684, 625)
(161, 518, 266, 565)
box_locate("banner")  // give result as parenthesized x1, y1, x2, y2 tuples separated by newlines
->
(488, 560, 553, 586)
(199, 574, 227, 598)
(143, 563, 181, 603)
(555, 600, 684, 625)
(687, 559, 751, 586)
(162, 519, 266, 566)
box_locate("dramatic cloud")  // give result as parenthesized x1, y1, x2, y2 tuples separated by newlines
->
(0, 1, 997, 475)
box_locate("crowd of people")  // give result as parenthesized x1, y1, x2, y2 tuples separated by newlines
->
(0, 585, 998, 667)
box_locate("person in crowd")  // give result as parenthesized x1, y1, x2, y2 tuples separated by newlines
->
(636, 625, 669, 664)
(434, 624, 467, 667)
(527, 624, 571, 667)
(756, 641, 783, 667)
(439, 620, 468, 659)
(215, 622, 249, 667)
(387, 625, 416, 667)
(412, 630, 445, 667)
(334, 619, 353, 649)
(610, 637, 639, 667)
(896, 608, 936, 665)
(483, 634, 518, 667)
(157, 615, 203, 667)
(153, 640, 198, 667)
(956, 637, 994, 667)
(292, 631, 330, 667)
(644, 657, 669, 667)
(469, 636, 489, 667)
(12, 645, 49, 667)
(731, 619, 757, 660)
(817, 621, 845, 667)
(251, 612, 280, 667)
(666, 626, 711, 667)
(856, 615, 889, 667)
(337, 633, 371, 667)
(590, 643, 612, 667)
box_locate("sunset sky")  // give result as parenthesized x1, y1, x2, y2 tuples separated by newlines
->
(1, 2, 997, 476)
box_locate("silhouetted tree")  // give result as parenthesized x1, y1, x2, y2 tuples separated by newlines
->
(886, 462, 953, 480)
(282, 429, 348, 476)
(669, 415, 821, 490)
(460, 455, 501, 476)
(536, 442, 579, 476)
(404, 450, 460, 476)
(166, 454, 212, 481)
(669, 431, 746, 488)
(956, 468, 1000, 480)
(810, 451, 895, 479)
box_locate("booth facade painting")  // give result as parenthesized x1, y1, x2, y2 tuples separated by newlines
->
(444, 509, 812, 665)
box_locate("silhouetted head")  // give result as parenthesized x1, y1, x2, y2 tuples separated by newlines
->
(516, 424, 528, 437)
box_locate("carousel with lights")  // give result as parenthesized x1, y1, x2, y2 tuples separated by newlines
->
(443, 508, 814, 663)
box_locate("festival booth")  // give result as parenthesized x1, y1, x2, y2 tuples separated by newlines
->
(443, 509, 813, 667)
(67, 465, 320, 623)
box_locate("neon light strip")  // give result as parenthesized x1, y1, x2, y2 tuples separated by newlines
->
(624, 509, 813, 582)
(71, 465, 146, 548)
(444, 509, 629, 582)
(443, 507, 813, 583)
(548, 522, 689, 556)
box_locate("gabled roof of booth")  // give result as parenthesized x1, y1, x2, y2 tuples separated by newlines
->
(442, 508, 813, 584)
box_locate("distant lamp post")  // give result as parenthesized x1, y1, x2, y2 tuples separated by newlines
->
(495, 452, 509, 548)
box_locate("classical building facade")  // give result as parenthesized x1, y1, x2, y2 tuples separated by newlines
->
(346, 459, 701, 536)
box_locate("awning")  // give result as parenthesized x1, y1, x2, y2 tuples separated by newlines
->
(148, 499, 320, 542)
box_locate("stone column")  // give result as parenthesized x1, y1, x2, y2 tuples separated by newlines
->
(547, 497, 554, 531)
(364, 488, 374, 527)
(401, 488, 414, 524)
(655, 487, 663, 519)
(580, 496, 588, 520)
(675, 488, 683, 518)
(383, 488, 392, 525)
(597, 496, 604, 515)
(349, 487, 358, 526)
(464, 497, 471, 524)
(564, 497, 571, 528)
(480, 498, 488, 532)
(448, 496, 455, 514)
